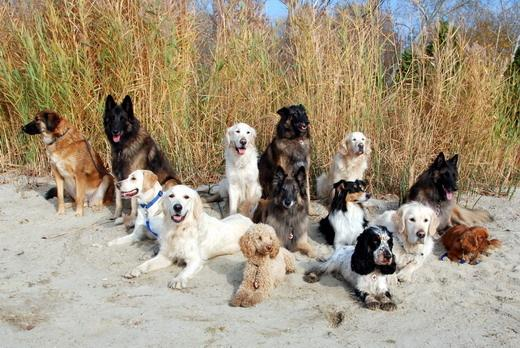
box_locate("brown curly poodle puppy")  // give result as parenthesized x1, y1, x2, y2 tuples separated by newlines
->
(231, 224, 296, 307)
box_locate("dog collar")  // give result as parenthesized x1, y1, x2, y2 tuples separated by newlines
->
(46, 128, 70, 146)
(145, 220, 159, 238)
(140, 190, 163, 209)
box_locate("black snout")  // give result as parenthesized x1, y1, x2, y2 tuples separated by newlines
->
(239, 138, 247, 146)
(383, 250, 392, 260)
(173, 204, 182, 213)
(112, 129, 121, 135)
(416, 230, 425, 239)
(358, 143, 364, 150)
(21, 122, 40, 135)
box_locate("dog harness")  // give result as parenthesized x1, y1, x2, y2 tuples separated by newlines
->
(140, 190, 163, 239)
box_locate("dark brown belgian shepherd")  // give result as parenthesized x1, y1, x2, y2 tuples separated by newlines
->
(253, 166, 316, 257)
(104, 95, 181, 221)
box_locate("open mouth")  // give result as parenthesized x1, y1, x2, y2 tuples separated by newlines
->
(377, 256, 393, 265)
(112, 132, 122, 143)
(297, 123, 308, 132)
(121, 189, 138, 198)
(443, 186, 455, 201)
(235, 146, 246, 155)
(171, 214, 185, 223)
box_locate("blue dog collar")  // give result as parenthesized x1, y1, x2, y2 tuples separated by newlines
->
(140, 190, 163, 209)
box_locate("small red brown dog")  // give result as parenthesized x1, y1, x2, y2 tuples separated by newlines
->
(442, 225, 500, 265)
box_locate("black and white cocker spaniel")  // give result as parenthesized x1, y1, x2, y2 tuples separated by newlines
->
(304, 225, 397, 310)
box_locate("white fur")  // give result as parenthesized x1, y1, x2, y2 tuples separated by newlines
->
(124, 185, 253, 289)
(108, 170, 167, 246)
(329, 203, 366, 247)
(218, 123, 262, 216)
(316, 131, 371, 201)
(372, 202, 439, 283)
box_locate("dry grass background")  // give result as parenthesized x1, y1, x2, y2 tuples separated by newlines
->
(0, 0, 518, 198)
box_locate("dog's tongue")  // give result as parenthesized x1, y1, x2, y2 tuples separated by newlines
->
(237, 148, 246, 155)
(113, 134, 121, 143)
(446, 191, 453, 200)
(173, 215, 183, 222)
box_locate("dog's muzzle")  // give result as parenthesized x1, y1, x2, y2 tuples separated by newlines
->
(120, 188, 138, 198)
(416, 230, 426, 240)
(112, 130, 123, 143)
(21, 122, 40, 135)
(357, 144, 364, 154)
(377, 249, 393, 265)
(236, 138, 247, 155)
(171, 203, 185, 223)
(296, 122, 308, 132)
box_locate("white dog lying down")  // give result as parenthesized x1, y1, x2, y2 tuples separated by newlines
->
(316, 131, 371, 202)
(124, 185, 253, 289)
(108, 170, 168, 246)
(371, 202, 439, 283)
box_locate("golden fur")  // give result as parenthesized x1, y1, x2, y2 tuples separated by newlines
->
(230, 224, 296, 307)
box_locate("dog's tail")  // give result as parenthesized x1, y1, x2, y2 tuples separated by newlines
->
(45, 186, 57, 199)
(451, 204, 493, 226)
(488, 239, 501, 249)
(303, 255, 338, 283)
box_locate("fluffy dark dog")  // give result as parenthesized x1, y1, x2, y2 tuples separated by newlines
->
(258, 105, 311, 207)
(253, 166, 316, 257)
(304, 226, 397, 311)
(319, 180, 370, 247)
(22, 110, 113, 216)
(407, 152, 492, 231)
(442, 225, 500, 264)
(104, 95, 180, 220)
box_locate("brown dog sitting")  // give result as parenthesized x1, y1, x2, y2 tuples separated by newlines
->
(441, 225, 500, 265)
(230, 224, 296, 307)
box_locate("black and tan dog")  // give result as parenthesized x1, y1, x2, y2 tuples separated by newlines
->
(104, 95, 180, 222)
(258, 105, 311, 209)
(407, 152, 492, 232)
(253, 166, 316, 257)
(22, 110, 113, 216)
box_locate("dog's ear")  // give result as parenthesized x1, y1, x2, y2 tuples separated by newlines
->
(249, 126, 257, 143)
(269, 232, 280, 259)
(448, 154, 459, 167)
(351, 230, 375, 275)
(239, 232, 255, 259)
(192, 191, 204, 220)
(122, 95, 134, 116)
(333, 180, 346, 190)
(276, 106, 290, 119)
(428, 209, 440, 237)
(433, 152, 446, 168)
(105, 95, 116, 111)
(142, 170, 158, 192)
(224, 126, 233, 147)
(392, 208, 406, 237)
(43, 111, 61, 132)
(338, 132, 351, 156)
(273, 166, 286, 189)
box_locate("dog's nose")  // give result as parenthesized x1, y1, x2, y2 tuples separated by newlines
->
(266, 245, 272, 251)
(173, 204, 182, 213)
(283, 199, 292, 207)
(416, 230, 425, 239)
(383, 250, 392, 260)
(111, 129, 119, 135)
(239, 138, 247, 146)
(358, 143, 364, 150)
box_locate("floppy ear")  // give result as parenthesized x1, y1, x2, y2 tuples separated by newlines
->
(428, 210, 440, 237)
(224, 126, 233, 147)
(338, 133, 351, 156)
(333, 180, 346, 190)
(142, 170, 159, 192)
(276, 107, 290, 119)
(269, 232, 281, 259)
(192, 191, 204, 220)
(122, 95, 133, 116)
(43, 111, 61, 132)
(392, 208, 406, 236)
(448, 154, 459, 167)
(105, 95, 116, 111)
(250, 127, 257, 144)
(433, 152, 446, 168)
(351, 231, 375, 275)
(239, 233, 255, 259)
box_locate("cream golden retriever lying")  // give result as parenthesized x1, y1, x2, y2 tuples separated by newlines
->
(124, 185, 253, 289)
(316, 131, 371, 202)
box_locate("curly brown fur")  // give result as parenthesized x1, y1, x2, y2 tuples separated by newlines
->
(230, 224, 295, 307)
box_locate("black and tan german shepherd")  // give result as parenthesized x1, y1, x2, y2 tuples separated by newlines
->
(258, 104, 311, 210)
(104, 95, 180, 221)
(407, 152, 492, 231)
(253, 166, 315, 257)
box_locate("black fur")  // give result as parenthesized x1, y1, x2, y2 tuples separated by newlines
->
(318, 179, 368, 245)
(407, 152, 458, 203)
(45, 187, 57, 200)
(351, 226, 396, 276)
(275, 104, 310, 140)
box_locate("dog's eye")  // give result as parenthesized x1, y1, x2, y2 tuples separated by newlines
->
(246, 131, 250, 134)
(235, 130, 240, 133)
(362, 138, 365, 141)
(131, 177, 136, 181)
(352, 138, 356, 141)
(183, 195, 189, 199)
(424, 219, 428, 222)
(410, 218, 415, 222)
(169, 194, 175, 198)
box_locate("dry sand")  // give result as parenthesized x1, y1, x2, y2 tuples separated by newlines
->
(0, 175, 519, 347)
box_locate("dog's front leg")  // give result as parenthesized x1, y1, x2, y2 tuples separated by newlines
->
(51, 165, 66, 215)
(167, 256, 203, 290)
(113, 186, 123, 220)
(228, 183, 239, 215)
(124, 253, 173, 279)
(108, 223, 146, 246)
(75, 173, 86, 216)
(379, 291, 397, 311)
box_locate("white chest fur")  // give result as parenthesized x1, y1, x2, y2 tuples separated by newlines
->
(329, 203, 365, 246)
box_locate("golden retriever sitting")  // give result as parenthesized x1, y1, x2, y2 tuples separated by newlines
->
(231, 224, 296, 307)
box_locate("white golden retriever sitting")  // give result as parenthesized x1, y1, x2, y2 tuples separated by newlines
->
(316, 131, 371, 202)
(371, 202, 439, 283)
(218, 123, 262, 217)
(124, 185, 253, 289)
(108, 170, 168, 246)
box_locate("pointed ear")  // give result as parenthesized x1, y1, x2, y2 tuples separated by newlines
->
(142, 170, 158, 192)
(43, 111, 61, 132)
(433, 152, 446, 167)
(276, 107, 290, 119)
(448, 154, 459, 167)
(273, 166, 286, 188)
(351, 231, 375, 275)
(105, 95, 116, 111)
(122, 95, 133, 115)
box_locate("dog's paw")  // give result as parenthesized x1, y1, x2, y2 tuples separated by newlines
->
(167, 277, 187, 290)
(123, 269, 141, 279)
(365, 300, 380, 311)
(397, 274, 411, 283)
(303, 272, 320, 283)
(114, 217, 124, 225)
(75, 210, 84, 217)
(56, 207, 65, 215)
(380, 302, 397, 311)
